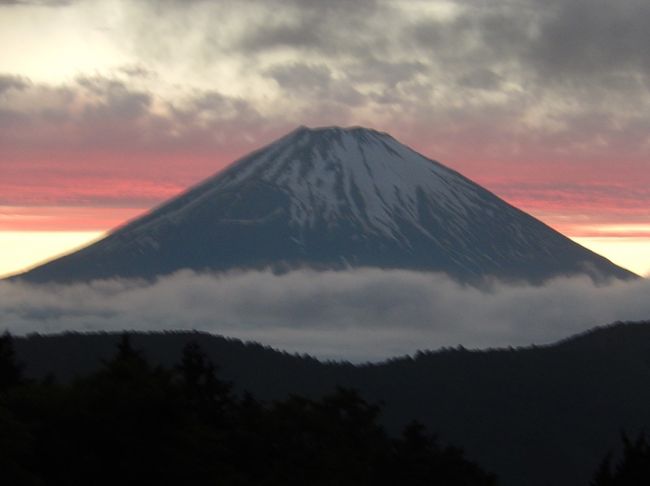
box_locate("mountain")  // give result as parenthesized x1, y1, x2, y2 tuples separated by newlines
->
(14, 126, 635, 282)
(13, 321, 650, 486)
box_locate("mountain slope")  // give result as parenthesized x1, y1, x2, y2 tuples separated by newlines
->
(13, 321, 650, 486)
(14, 126, 635, 282)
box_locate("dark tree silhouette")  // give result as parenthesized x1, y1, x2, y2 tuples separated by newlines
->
(592, 433, 650, 485)
(591, 454, 614, 486)
(0, 337, 498, 485)
(177, 341, 232, 411)
(0, 331, 22, 392)
(9, 322, 650, 486)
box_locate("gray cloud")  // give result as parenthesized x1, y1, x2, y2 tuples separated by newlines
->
(1, 269, 649, 361)
(234, 0, 383, 53)
(529, 0, 650, 80)
(267, 63, 332, 91)
(0, 74, 274, 154)
(408, 0, 650, 98)
(0, 74, 30, 95)
(266, 62, 365, 106)
(456, 69, 503, 91)
(76, 76, 152, 121)
(32, 0, 650, 107)
(9, 1, 650, 149)
(238, 16, 323, 53)
(118, 64, 156, 79)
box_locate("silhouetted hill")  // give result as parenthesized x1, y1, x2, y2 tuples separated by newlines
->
(1, 333, 495, 486)
(13, 321, 650, 486)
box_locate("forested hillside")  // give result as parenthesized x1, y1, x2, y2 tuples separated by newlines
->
(2, 333, 495, 485)
(9, 321, 650, 486)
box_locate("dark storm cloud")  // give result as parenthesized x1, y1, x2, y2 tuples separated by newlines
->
(2, 269, 649, 361)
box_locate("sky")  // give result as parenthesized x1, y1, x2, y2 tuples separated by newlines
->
(1, 0, 650, 278)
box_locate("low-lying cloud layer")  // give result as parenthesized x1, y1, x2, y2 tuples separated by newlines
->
(2, 269, 649, 361)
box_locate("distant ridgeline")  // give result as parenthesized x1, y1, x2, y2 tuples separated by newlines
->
(6, 320, 650, 486)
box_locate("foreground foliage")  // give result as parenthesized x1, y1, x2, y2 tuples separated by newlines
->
(0, 333, 496, 486)
(591, 433, 650, 486)
(12, 323, 650, 486)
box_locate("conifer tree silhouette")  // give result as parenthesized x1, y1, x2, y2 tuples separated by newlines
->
(592, 433, 650, 485)
(0, 334, 499, 486)
(177, 341, 231, 404)
(0, 331, 22, 392)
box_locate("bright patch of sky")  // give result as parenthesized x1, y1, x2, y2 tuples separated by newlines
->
(572, 237, 650, 278)
(0, 2, 128, 84)
(0, 231, 104, 278)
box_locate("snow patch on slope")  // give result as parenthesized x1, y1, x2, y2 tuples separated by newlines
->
(206, 127, 488, 244)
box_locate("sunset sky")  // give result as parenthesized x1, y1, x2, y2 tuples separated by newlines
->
(1, 0, 649, 278)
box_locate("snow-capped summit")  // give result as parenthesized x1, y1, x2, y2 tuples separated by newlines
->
(15, 126, 636, 282)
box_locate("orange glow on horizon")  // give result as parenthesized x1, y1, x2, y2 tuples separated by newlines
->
(1, 229, 648, 280)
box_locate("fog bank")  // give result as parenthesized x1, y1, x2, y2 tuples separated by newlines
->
(1, 269, 648, 361)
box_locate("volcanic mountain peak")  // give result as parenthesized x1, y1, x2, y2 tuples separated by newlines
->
(15, 126, 636, 283)
(157, 125, 481, 243)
